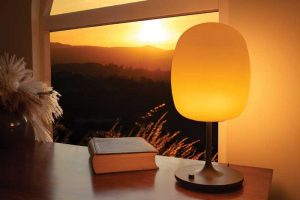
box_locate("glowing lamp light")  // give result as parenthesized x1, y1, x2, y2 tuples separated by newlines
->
(172, 23, 250, 122)
(172, 23, 250, 192)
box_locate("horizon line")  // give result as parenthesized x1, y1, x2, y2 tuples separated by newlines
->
(50, 42, 175, 51)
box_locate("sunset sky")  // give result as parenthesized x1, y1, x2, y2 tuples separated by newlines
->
(50, 12, 218, 50)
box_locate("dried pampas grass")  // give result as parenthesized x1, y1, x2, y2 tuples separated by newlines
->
(0, 54, 63, 142)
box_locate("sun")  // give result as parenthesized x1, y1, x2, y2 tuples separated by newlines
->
(137, 20, 169, 44)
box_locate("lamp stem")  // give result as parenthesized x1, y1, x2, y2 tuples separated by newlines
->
(175, 122, 244, 191)
(204, 122, 213, 168)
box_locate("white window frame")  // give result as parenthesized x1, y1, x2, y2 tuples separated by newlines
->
(49, 0, 219, 32)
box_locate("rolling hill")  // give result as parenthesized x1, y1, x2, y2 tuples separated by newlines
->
(51, 43, 173, 71)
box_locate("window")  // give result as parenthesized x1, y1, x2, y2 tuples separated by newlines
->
(50, 13, 219, 160)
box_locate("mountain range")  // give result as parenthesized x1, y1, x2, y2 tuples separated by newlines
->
(51, 43, 173, 71)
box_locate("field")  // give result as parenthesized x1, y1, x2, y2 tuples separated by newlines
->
(52, 62, 218, 160)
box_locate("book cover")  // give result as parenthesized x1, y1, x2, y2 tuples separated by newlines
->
(89, 137, 158, 155)
(88, 137, 158, 174)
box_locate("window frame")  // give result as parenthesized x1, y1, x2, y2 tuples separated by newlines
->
(48, 0, 219, 32)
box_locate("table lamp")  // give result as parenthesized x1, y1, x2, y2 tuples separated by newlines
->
(171, 23, 250, 192)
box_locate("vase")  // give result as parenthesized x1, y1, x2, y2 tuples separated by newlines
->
(0, 109, 33, 148)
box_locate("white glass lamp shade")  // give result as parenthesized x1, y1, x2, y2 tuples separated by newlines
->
(171, 23, 250, 122)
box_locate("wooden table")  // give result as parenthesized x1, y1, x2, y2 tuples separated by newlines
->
(0, 142, 272, 200)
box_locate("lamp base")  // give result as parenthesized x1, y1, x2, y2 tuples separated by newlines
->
(175, 164, 243, 193)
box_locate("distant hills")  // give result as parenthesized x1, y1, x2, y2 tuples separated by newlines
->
(52, 63, 170, 82)
(51, 43, 173, 71)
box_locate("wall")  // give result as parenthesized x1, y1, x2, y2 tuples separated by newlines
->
(220, 1, 300, 199)
(0, 0, 33, 68)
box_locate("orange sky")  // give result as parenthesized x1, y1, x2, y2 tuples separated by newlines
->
(50, 6, 218, 50)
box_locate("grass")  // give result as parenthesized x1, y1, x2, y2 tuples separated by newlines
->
(54, 104, 215, 160)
